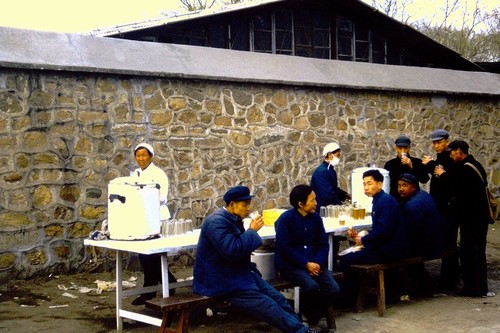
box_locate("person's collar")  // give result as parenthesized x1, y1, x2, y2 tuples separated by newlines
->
(223, 206, 242, 222)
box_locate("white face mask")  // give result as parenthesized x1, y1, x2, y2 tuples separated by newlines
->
(329, 156, 340, 168)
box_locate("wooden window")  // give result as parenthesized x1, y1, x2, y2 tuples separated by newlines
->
(336, 16, 386, 63)
(295, 10, 331, 59)
(229, 18, 250, 51)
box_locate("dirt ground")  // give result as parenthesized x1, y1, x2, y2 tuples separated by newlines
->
(1, 225, 499, 333)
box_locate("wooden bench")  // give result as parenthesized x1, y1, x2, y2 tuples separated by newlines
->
(350, 250, 456, 317)
(146, 272, 343, 333)
(350, 256, 424, 317)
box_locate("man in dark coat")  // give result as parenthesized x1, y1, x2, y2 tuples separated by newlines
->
(422, 129, 460, 291)
(193, 186, 314, 333)
(448, 140, 493, 297)
(384, 135, 429, 200)
(310, 142, 351, 270)
(398, 173, 444, 296)
(310, 142, 350, 209)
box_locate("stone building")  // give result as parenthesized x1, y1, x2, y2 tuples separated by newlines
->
(0, 26, 498, 282)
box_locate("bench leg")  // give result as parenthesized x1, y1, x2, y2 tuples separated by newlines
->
(177, 308, 190, 333)
(354, 273, 369, 313)
(377, 270, 386, 317)
(325, 305, 337, 331)
(159, 311, 175, 333)
(158, 309, 189, 333)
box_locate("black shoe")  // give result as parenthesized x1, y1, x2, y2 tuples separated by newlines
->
(131, 293, 155, 306)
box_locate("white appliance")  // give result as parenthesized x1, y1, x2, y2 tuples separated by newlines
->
(107, 176, 161, 240)
(351, 167, 390, 212)
(251, 250, 276, 281)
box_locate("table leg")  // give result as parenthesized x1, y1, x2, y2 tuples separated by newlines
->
(328, 234, 333, 271)
(160, 254, 170, 297)
(116, 250, 123, 332)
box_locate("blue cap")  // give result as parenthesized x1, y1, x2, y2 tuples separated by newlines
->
(223, 186, 254, 203)
(399, 173, 418, 185)
(395, 135, 411, 147)
(430, 129, 449, 141)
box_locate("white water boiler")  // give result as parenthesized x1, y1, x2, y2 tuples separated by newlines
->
(351, 167, 390, 212)
(107, 176, 161, 240)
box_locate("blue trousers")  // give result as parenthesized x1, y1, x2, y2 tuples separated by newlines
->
(280, 268, 340, 325)
(224, 274, 307, 333)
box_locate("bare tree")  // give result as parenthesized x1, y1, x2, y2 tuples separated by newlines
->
(179, 0, 218, 11)
(369, 0, 415, 24)
(368, 0, 499, 61)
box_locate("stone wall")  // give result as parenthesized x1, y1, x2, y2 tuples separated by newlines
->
(0, 68, 498, 282)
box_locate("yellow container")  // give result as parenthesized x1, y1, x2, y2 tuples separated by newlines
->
(262, 209, 286, 226)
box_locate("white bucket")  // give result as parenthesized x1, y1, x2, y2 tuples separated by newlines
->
(351, 167, 390, 212)
(251, 250, 276, 281)
(107, 176, 161, 240)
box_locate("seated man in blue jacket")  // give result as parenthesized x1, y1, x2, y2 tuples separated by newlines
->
(275, 184, 340, 332)
(398, 173, 444, 296)
(193, 186, 314, 333)
(338, 169, 410, 306)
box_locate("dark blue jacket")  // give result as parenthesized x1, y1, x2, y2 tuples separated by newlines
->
(383, 154, 429, 198)
(193, 208, 263, 296)
(274, 209, 329, 271)
(400, 188, 444, 259)
(423, 150, 457, 212)
(310, 161, 348, 211)
(361, 190, 410, 259)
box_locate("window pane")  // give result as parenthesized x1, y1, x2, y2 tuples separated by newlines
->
(253, 14, 272, 53)
(338, 37, 352, 57)
(296, 47, 312, 57)
(253, 14, 272, 30)
(254, 30, 272, 52)
(230, 18, 249, 50)
(314, 47, 330, 59)
(355, 24, 369, 41)
(275, 10, 292, 30)
(372, 33, 385, 64)
(276, 30, 292, 52)
(314, 30, 330, 48)
(208, 24, 226, 48)
(356, 41, 369, 61)
(337, 17, 353, 34)
(296, 28, 311, 46)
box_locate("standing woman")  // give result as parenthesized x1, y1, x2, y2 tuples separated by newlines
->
(131, 143, 177, 306)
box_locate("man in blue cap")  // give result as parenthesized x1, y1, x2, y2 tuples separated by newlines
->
(422, 129, 460, 292)
(384, 135, 429, 200)
(193, 186, 315, 333)
(398, 173, 444, 296)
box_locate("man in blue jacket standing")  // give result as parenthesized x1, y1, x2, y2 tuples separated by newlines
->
(310, 142, 350, 209)
(310, 142, 351, 270)
(193, 186, 314, 333)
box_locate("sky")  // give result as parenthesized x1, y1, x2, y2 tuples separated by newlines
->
(0, 0, 497, 34)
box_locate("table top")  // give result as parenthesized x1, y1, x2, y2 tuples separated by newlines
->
(84, 217, 371, 255)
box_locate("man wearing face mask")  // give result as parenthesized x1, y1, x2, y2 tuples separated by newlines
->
(310, 142, 351, 210)
(310, 143, 351, 270)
